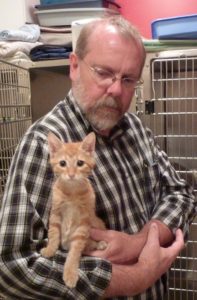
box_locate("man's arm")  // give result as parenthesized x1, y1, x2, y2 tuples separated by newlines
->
(87, 219, 174, 264)
(104, 224, 184, 298)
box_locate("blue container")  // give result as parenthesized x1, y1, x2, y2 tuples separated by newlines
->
(40, 0, 82, 4)
(37, 0, 119, 10)
(151, 14, 197, 39)
(40, 0, 114, 6)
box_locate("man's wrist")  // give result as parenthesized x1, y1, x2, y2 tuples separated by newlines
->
(104, 262, 151, 298)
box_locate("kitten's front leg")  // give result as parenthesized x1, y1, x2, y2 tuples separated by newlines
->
(41, 213, 61, 257)
(87, 215, 107, 251)
(63, 225, 89, 288)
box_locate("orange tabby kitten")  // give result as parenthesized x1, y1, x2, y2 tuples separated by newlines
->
(41, 132, 107, 288)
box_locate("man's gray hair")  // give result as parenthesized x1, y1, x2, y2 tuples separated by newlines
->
(75, 15, 146, 70)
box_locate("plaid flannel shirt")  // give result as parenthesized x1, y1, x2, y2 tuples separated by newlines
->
(0, 90, 195, 300)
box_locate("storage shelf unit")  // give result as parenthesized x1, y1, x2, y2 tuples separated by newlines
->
(0, 60, 32, 200)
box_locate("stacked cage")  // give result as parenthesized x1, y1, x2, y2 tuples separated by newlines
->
(0, 60, 32, 201)
(135, 49, 197, 300)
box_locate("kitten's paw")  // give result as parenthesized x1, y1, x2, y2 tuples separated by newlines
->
(40, 247, 55, 257)
(97, 241, 107, 250)
(63, 268, 79, 288)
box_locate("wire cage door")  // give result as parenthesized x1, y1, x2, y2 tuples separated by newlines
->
(135, 51, 197, 300)
(0, 60, 32, 201)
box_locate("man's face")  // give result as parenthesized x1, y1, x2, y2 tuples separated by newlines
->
(70, 26, 143, 135)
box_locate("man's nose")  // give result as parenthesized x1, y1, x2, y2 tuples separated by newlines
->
(106, 78, 123, 96)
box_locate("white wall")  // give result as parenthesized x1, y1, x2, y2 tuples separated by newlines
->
(0, 0, 40, 30)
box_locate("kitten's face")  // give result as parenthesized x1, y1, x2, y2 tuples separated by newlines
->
(48, 132, 96, 183)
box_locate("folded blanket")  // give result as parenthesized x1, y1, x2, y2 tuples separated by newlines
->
(39, 32, 72, 46)
(0, 41, 43, 58)
(30, 43, 72, 61)
(0, 24, 40, 43)
(4, 51, 33, 68)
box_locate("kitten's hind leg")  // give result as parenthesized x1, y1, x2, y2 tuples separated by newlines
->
(96, 240, 107, 250)
(91, 215, 106, 230)
(85, 238, 107, 251)
(87, 216, 107, 250)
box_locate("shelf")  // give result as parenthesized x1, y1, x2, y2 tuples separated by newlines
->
(29, 59, 70, 69)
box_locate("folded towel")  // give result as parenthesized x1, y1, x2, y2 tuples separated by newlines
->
(4, 51, 33, 68)
(39, 32, 72, 46)
(0, 24, 40, 43)
(30, 43, 72, 61)
(0, 41, 43, 58)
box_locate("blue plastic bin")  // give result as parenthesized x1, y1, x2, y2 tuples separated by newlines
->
(40, 0, 114, 5)
(151, 14, 197, 39)
(40, 0, 83, 4)
(36, 0, 120, 11)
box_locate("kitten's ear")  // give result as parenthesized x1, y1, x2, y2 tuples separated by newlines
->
(81, 132, 96, 154)
(47, 132, 63, 157)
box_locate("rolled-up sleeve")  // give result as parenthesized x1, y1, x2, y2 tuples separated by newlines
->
(147, 129, 196, 238)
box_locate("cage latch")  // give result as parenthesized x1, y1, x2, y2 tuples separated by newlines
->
(145, 100, 155, 114)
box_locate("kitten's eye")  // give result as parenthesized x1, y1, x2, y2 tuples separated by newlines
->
(77, 160, 85, 167)
(59, 160, 66, 167)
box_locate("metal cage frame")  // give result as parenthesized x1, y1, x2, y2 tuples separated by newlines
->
(135, 49, 197, 300)
(0, 60, 32, 200)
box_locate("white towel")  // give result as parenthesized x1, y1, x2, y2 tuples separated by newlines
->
(4, 51, 33, 68)
(39, 32, 72, 45)
(0, 24, 40, 43)
(0, 41, 43, 58)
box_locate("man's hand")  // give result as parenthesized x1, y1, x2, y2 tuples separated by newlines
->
(85, 220, 175, 264)
(103, 223, 185, 298)
(85, 228, 145, 264)
(138, 223, 185, 281)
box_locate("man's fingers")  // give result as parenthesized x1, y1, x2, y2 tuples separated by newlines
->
(170, 229, 185, 254)
(85, 248, 106, 257)
(175, 229, 184, 243)
(90, 228, 108, 241)
(146, 223, 160, 245)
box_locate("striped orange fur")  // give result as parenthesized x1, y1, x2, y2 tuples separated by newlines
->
(40, 132, 107, 288)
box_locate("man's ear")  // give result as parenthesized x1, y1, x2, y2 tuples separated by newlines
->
(69, 52, 79, 80)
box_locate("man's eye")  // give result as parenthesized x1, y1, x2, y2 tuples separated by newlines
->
(95, 68, 111, 79)
(59, 160, 66, 167)
(77, 160, 85, 167)
(122, 77, 136, 85)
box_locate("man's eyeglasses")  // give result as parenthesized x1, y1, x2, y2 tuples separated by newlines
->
(81, 60, 139, 89)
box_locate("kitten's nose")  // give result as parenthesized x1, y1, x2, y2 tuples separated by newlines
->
(68, 169, 75, 179)
(68, 174, 75, 179)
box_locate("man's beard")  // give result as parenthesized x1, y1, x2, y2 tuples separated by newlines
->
(73, 81, 122, 132)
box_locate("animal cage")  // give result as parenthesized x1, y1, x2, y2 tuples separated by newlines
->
(135, 48, 197, 300)
(0, 60, 32, 201)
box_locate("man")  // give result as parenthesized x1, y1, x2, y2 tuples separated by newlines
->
(0, 16, 195, 300)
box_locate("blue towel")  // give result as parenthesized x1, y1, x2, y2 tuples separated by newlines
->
(30, 43, 72, 61)
(0, 24, 40, 43)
